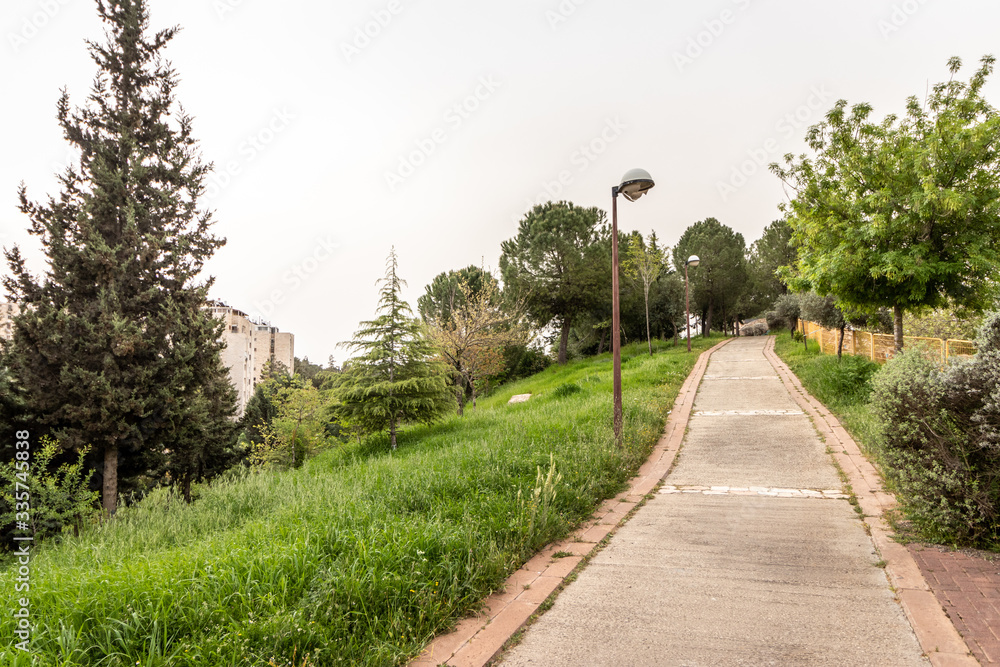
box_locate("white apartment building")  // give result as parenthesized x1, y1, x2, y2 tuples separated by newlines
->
(1, 301, 294, 417)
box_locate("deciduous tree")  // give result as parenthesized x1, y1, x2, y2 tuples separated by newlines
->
(426, 275, 529, 414)
(622, 231, 668, 355)
(772, 56, 1000, 351)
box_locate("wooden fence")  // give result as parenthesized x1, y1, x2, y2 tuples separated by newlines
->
(797, 320, 977, 365)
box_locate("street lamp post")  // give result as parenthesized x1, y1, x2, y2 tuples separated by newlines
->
(611, 168, 655, 442)
(685, 255, 700, 352)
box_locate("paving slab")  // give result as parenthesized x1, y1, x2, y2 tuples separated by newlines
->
(668, 414, 840, 489)
(694, 377, 801, 412)
(499, 337, 931, 667)
(502, 493, 925, 667)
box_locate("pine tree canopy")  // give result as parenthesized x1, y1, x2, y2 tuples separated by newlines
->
(332, 249, 453, 449)
(2, 0, 236, 514)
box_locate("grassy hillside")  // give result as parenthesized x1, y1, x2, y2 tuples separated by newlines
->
(0, 337, 720, 667)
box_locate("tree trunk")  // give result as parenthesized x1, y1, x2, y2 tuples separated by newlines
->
(182, 472, 192, 504)
(390, 415, 397, 450)
(455, 385, 465, 416)
(837, 324, 846, 361)
(893, 305, 904, 353)
(645, 286, 653, 356)
(597, 327, 607, 355)
(704, 301, 714, 337)
(290, 419, 300, 468)
(672, 321, 678, 347)
(558, 317, 571, 365)
(103, 443, 118, 517)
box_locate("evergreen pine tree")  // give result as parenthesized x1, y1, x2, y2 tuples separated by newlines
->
(1, 0, 235, 514)
(333, 249, 453, 449)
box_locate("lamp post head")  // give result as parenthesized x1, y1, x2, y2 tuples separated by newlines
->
(686, 255, 700, 267)
(618, 168, 655, 202)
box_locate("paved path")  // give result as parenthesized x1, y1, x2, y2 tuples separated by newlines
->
(499, 337, 929, 666)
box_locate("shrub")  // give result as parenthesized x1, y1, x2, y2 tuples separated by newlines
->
(550, 382, 582, 399)
(765, 310, 784, 332)
(817, 355, 879, 404)
(0, 439, 100, 546)
(870, 312, 1000, 546)
(741, 320, 769, 336)
(773, 293, 801, 334)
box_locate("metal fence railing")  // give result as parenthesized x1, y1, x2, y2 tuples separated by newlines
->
(797, 320, 977, 365)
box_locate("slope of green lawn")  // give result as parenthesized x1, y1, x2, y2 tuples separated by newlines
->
(0, 336, 721, 667)
(772, 332, 883, 458)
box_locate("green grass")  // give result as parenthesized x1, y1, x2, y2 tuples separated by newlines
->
(772, 333, 883, 456)
(0, 336, 721, 667)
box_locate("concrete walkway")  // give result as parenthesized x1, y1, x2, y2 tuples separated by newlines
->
(498, 337, 930, 666)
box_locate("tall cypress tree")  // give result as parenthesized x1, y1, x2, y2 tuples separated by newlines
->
(2, 0, 235, 514)
(333, 249, 454, 449)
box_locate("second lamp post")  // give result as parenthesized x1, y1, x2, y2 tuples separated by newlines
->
(611, 168, 655, 441)
(685, 255, 700, 352)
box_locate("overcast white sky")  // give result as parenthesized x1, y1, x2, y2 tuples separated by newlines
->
(2, 0, 999, 363)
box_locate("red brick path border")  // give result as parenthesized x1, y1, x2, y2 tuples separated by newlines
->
(910, 545, 1000, 664)
(407, 339, 732, 667)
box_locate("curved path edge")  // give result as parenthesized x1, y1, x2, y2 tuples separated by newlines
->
(408, 338, 733, 667)
(762, 336, 978, 667)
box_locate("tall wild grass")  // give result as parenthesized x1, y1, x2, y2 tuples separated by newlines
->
(0, 337, 717, 666)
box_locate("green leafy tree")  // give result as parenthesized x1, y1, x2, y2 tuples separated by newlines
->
(743, 218, 795, 318)
(161, 363, 240, 502)
(905, 309, 984, 341)
(0, 438, 100, 544)
(250, 379, 327, 469)
(2, 0, 235, 515)
(417, 265, 495, 324)
(622, 231, 668, 355)
(772, 293, 802, 338)
(799, 292, 847, 358)
(331, 249, 453, 449)
(772, 56, 1000, 352)
(238, 363, 300, 458)
(294, 356, 325, 388)
(426, 275, 529, 414)
(648, 270, 687, 345)
(500, 201, 611, 364)
(672, 218, 748, 336)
